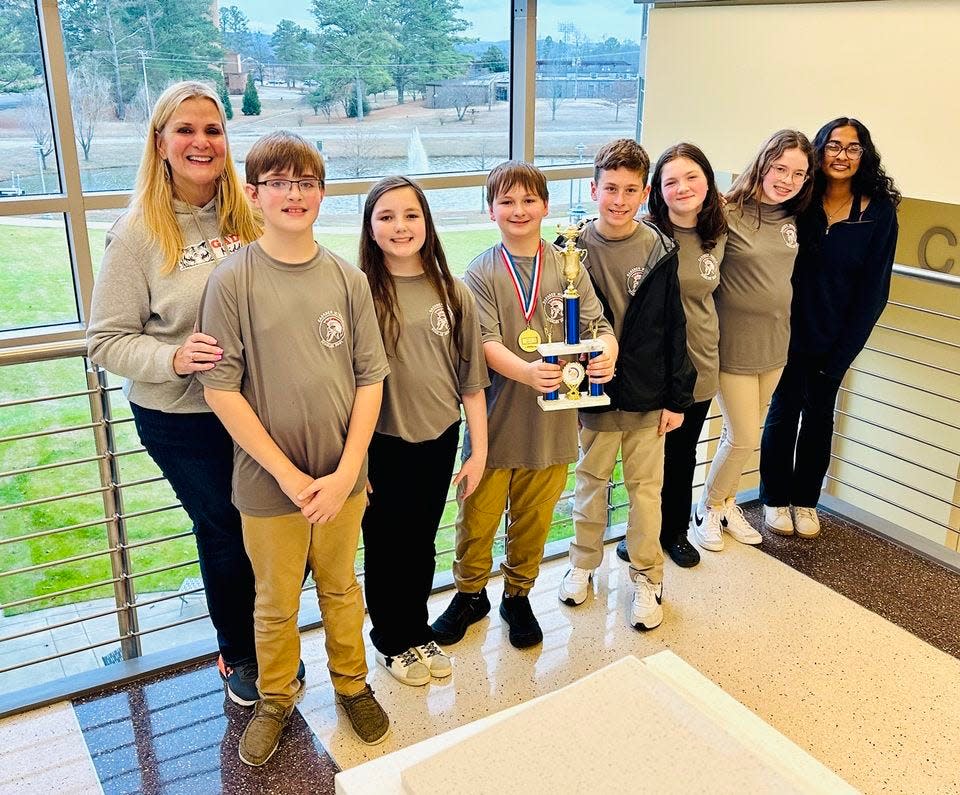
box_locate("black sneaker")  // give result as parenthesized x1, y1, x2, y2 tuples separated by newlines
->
(499, 593, 543, 648)
(431, 589, 491, 646)
(665, 536, 701, 568)
(615, 539, 629, 562)
(219, 655, 307, 707)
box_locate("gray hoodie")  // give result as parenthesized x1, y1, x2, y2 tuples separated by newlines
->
(86, 198, 242, 413)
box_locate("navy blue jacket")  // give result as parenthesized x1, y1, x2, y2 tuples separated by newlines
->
(791, 195, 899, 379)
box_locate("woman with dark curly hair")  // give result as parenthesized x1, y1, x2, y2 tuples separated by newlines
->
(759, 117, 900, 539)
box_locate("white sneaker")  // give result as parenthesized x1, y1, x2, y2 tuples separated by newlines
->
(414, 640, 452, 679)
(692, 501, 724, 551)
(558, 567, 593, 606)
(631, 574, 663, 631)
(722, 499, 763, 545)
(375, 648, 430, 687)
(763, 505, 794, 536)
(794, 507, 822, 539)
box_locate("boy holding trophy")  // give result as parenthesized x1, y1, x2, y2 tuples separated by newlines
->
(431, 161, 617, 649)
(558, 139, 696, 631)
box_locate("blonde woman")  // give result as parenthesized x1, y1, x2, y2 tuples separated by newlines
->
(692, 130, 815, 552)
(87, 81, 268, 704)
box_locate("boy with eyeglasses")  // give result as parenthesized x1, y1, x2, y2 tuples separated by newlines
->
(198, 131, 391, 764)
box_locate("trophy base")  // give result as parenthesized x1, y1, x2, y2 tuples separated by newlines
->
(538, 394, 611, 412)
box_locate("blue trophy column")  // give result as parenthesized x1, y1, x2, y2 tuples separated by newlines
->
(564, 292, 580, 345)
(588, 350, 604, 396)
(544, 355, 560, 401)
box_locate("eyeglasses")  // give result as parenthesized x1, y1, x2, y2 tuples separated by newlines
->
(824, 141, 864, 160)
(255, 178, 322, 193)
(767, 164, 809, 185)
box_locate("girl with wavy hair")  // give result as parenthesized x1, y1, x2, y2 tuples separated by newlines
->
(760, 118, 900, 539)
(692, 129, 815, 553)
(87, 81, 266, 705)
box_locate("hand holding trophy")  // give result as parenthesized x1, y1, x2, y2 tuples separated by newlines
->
(536, 224, 611, 412)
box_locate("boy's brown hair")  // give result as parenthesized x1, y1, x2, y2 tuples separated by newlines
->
(485, 160, 549, 207)
(245, 131, 326, 188)
(593, 138, 650, 185)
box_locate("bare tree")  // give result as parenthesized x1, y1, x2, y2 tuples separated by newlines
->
(21, 89, 54, 171)
(436, 83, 481, 121)
(343, 127, 381, 211)
(547, 80, 566, 121)
(604, 81, 636, 123)
(69, 65, 111, 160)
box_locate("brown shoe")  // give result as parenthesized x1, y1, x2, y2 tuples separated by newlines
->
(335, 684, 390, 745)
(238, 699, 291, 766)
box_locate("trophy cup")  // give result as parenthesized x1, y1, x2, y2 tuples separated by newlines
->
(537, 225, 611, 412)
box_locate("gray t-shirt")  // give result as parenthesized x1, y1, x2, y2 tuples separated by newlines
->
(578, 221, 663, 431)
(87, 199, 244, 413)
(376, 274, 489, 443)
(197, 242, 390, 517)
(715, 201, 798, 374)
(463, 241, 613, 469)
(673, 226, 726, 402)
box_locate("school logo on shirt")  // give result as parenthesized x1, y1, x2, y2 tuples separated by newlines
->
(177, 241, 214, 270)
(780, 223, 798, 249)
(177, 236, 243, 270)
(317, 310, 346, 348)
(698, 253, 719, 281)
(626, 266, 648, 296)
(429, 303, 450, 337)
(542, 292, 565, 325)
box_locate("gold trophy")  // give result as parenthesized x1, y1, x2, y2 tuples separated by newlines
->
(536, 224, 610, 412)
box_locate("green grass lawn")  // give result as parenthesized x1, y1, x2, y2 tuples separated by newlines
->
(1, 218, 608, 617)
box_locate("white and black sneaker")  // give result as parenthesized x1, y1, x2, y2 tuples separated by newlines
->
(375, 648, 431, 687)
(630, 574, 663, 631)
(722, 498, 762, 545)
(692, 502, 724, 552)
(415, 640, 453, 679)
(558, 567, 593, 606)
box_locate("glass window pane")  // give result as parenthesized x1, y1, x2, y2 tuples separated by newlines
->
(0, 214, 78, 332)
(0, 1, 61, 196)
(61, 0, 510, 192)
(534, 3, 646, 166)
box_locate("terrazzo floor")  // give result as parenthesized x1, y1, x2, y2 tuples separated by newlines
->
(2, 507, 959, 795)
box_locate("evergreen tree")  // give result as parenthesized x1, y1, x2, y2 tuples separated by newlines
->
(241, 72, 260, 115)
(217, 73, 233, 120)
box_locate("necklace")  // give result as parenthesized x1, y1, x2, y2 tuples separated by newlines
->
(824, 195, 853, 223)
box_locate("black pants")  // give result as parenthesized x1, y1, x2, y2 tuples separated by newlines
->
(759, 355, 843, 508)
(362, 421, 461, 656)
(660, 399, 713, 546)
(130, 403, 257, 666)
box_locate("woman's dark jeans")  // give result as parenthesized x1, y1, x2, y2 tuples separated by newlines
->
(759, 355, 843, 509)
(130, 403, 256, 666)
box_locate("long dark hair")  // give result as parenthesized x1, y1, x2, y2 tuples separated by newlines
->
(726, 129, 816, 226)
(647, 142, 727, 252)
(810, 117, 901, 207)
(360, 176, 466, 360)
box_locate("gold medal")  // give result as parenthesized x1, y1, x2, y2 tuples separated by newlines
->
(518, 326, 542, 353)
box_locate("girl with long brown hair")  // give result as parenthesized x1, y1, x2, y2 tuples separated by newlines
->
(358, 176, 489, 686)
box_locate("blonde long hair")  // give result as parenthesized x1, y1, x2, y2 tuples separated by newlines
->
(725, 129, 815, 226)
(131, 80, 261, 274)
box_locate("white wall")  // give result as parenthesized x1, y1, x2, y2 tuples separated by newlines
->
(642, 0, 959, 204)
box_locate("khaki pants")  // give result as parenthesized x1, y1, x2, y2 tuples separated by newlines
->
(569, 426, 665, 584)
(454, 464, 568, 596)
(704, 368, 784, 507)
(241, 492, 367, 706)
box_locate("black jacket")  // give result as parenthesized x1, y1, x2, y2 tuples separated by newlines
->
(569, 221, 696, 414)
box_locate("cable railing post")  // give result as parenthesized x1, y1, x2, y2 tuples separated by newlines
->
(86, 362, 142, 660)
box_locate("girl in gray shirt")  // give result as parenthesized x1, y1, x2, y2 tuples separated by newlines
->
(694, 130, 815, 553)
(358, 177, 489, 688)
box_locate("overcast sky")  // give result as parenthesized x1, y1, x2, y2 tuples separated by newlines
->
(231, 1, 644, 43)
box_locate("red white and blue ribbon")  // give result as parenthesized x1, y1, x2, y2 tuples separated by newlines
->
(499, 241, 543, 326)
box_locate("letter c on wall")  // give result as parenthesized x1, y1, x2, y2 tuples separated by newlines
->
(918, 226, 957, 272)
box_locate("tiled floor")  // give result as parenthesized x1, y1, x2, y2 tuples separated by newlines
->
(3, 507, 960, 794)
